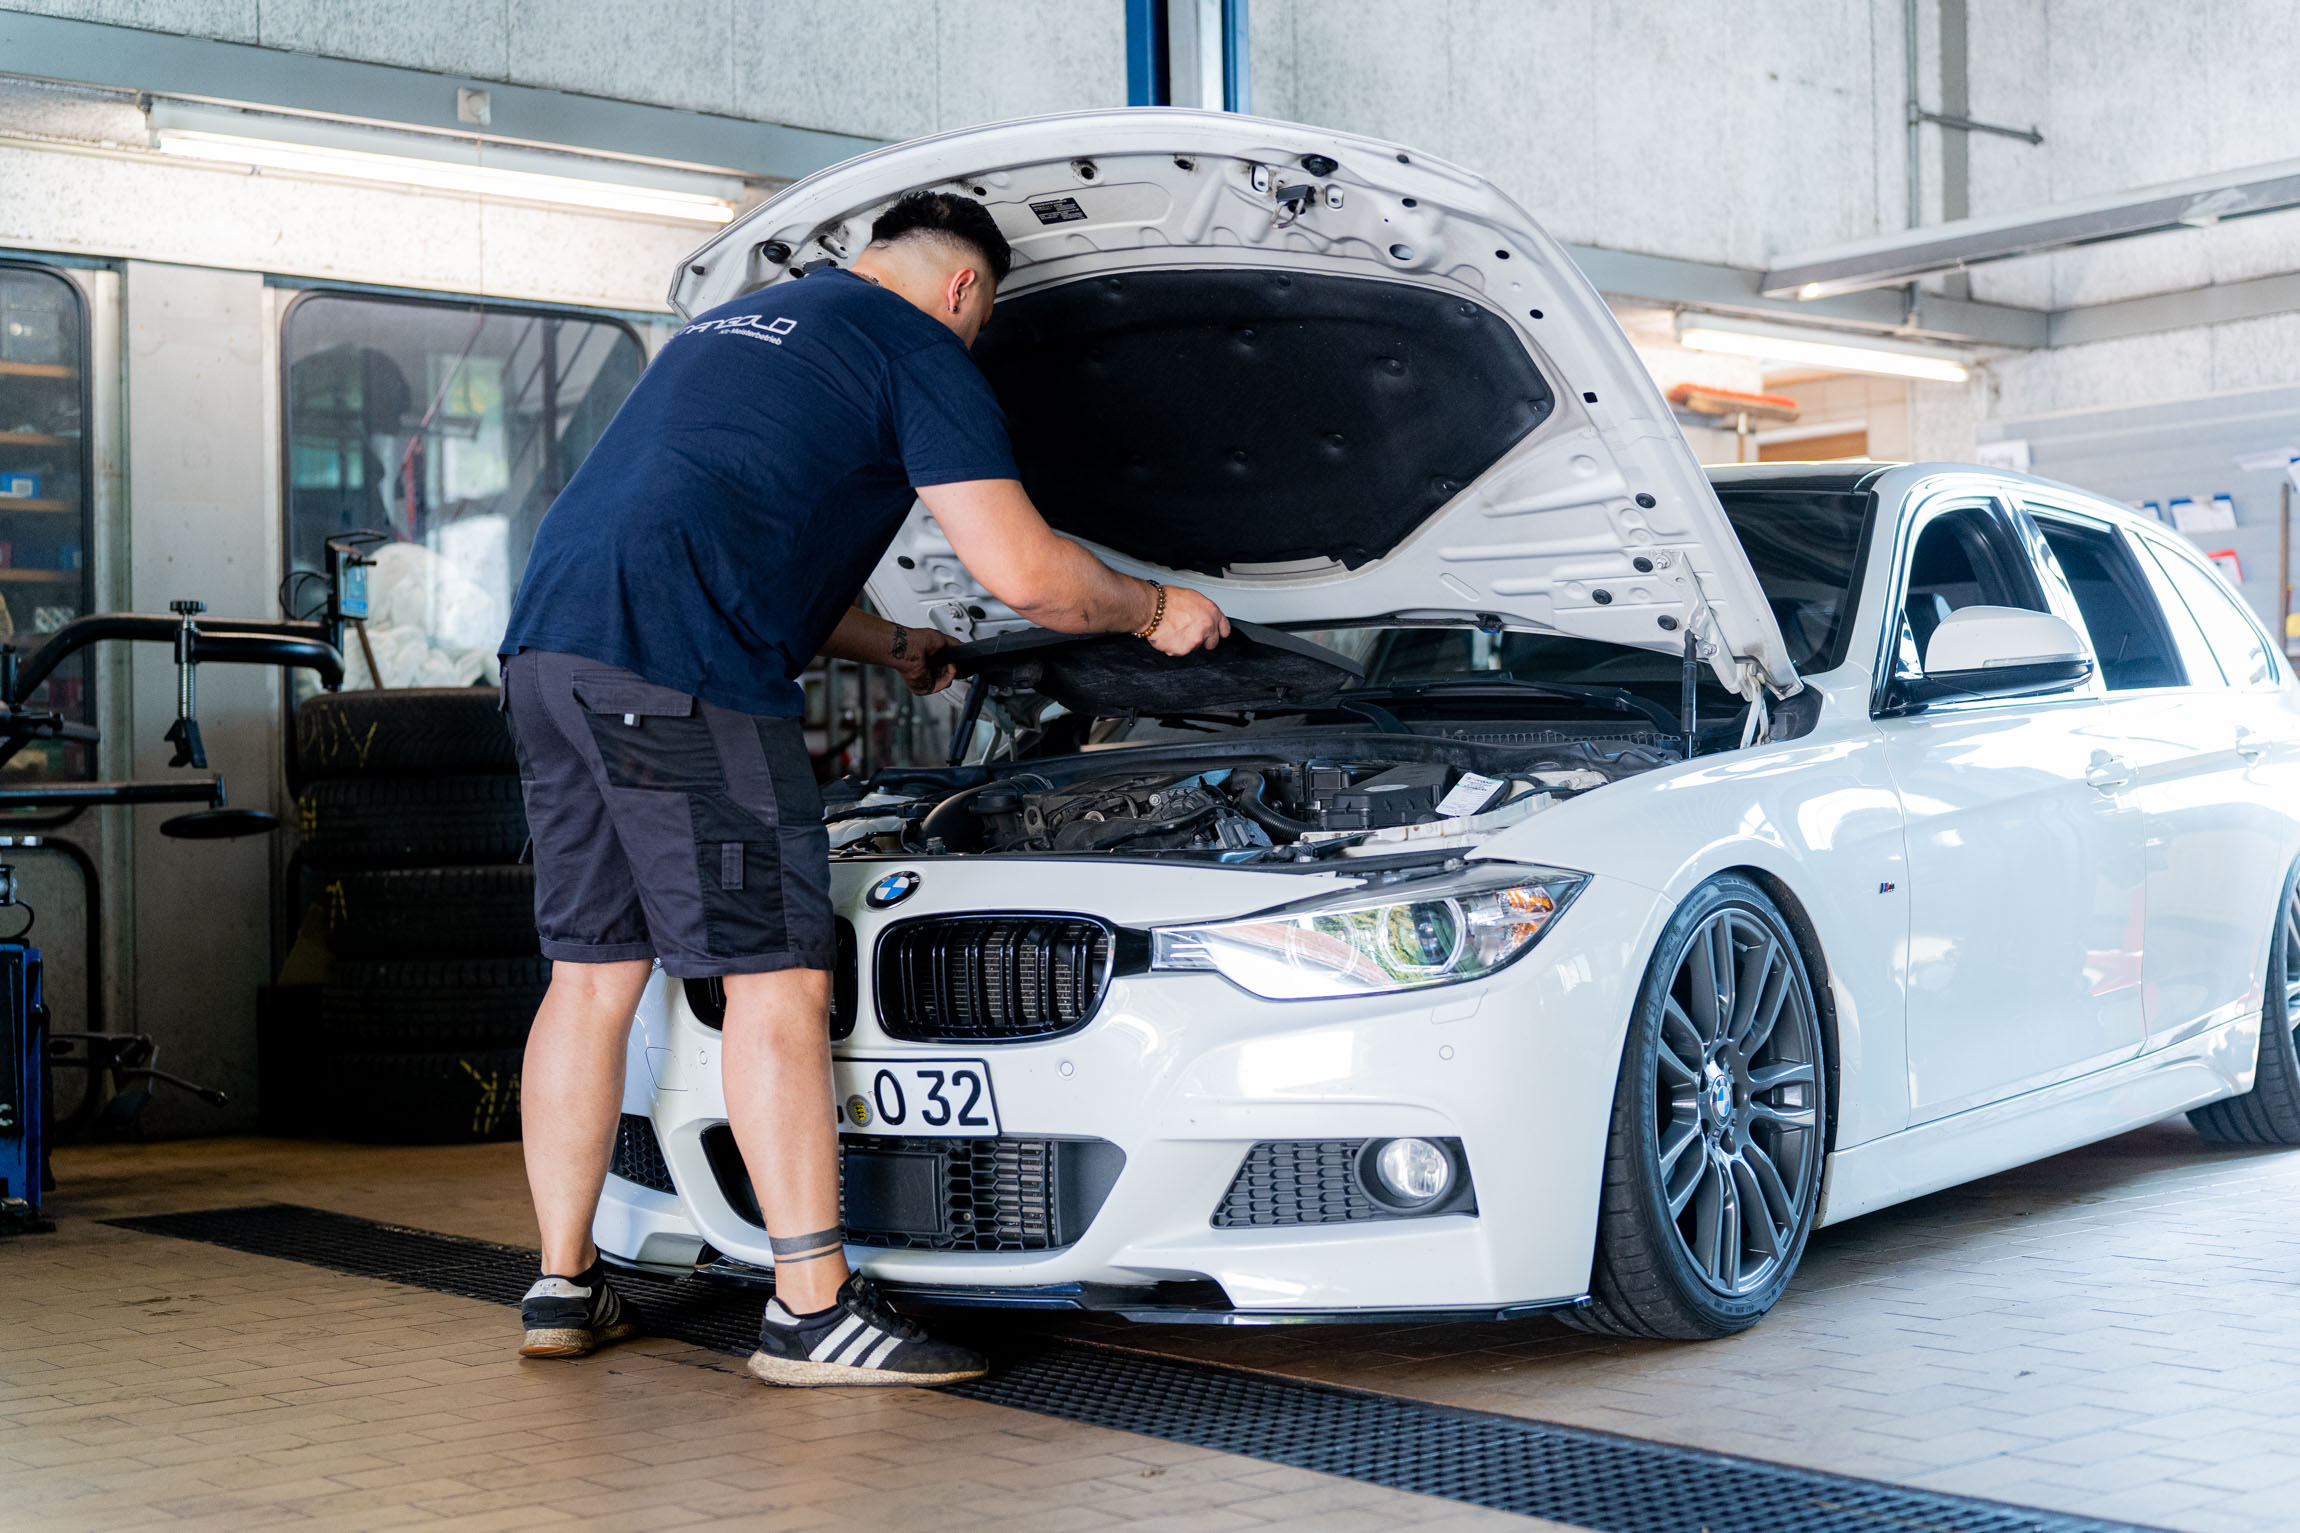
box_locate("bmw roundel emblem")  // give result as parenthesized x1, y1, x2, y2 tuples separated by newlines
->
(867, 870, 922, 909)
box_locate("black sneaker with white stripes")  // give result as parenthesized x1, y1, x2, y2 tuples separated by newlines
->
(518, 1257, 640, 1358)
(747, 1272, 988, 1387)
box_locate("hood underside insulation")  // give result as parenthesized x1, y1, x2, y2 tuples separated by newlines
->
(970, 268, 1556, 575)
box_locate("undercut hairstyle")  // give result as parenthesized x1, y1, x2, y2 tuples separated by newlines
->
(868, 190, 1013, 285)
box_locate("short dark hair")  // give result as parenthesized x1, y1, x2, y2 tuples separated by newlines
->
(868, 190, 1013, 285)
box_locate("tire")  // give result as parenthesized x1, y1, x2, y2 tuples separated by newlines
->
(297, 775, 527, 869)
(319, 866, 538, 958)
(319, 1047, 525, 1143)
(294, 687, 515, 783)
(321, 955, 549, 1052)
(1568, 874, 1829, 1340)
(2188, 864, 2300, 1145)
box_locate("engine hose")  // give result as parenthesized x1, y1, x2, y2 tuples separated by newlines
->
(1226, 770, 1321, 837)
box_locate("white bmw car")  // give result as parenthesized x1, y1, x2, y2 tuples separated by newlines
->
(593, 111, 2300, 1338)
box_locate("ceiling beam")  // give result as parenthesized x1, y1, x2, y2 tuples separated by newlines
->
(1761, 157, 2300, 300)
(1565, 243, 2048, 348)
(0, 10, 878, 180)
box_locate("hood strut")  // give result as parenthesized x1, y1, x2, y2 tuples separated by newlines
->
(1679, 631, 1699, 761)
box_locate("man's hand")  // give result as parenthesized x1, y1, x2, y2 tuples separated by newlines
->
(818, 607, 956, 693)
(887, 622, 956, 694)
(1148, 585, 1228, 655)
(917, 479, 1234, 648)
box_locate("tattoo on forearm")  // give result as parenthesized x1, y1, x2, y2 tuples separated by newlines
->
(890, 624, 909, 662)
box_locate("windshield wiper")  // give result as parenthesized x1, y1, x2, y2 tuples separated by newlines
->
(1348, 676, 1683, 735)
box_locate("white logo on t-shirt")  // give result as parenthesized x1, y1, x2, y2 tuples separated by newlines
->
(678, 314, 798, 347)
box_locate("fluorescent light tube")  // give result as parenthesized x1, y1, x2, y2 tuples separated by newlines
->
(1675, 313, 1972, 384)
(153, 117, 738, 224)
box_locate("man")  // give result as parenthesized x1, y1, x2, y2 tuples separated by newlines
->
(496, 191, 1226, 1388)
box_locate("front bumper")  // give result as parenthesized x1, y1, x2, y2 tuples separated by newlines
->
(595, 860, 1660, 1316)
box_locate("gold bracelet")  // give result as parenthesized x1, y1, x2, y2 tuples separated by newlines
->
(1134, 581, 1167, 641)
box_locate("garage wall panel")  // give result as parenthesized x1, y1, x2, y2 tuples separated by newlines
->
(122, 259, 276, 1136)
(256, 0, 511, 81)
(506, 0, 734, 117)
(732, 2, 937, 144)
(1979, 383, 2300, 634)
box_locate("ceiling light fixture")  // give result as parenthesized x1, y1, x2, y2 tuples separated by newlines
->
(1675, 312, 1972, 384)
(149, 102, 741, 224)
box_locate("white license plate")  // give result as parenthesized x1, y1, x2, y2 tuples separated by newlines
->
(834, 1057, 1000, 1137)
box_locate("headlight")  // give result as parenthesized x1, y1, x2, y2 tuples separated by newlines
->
(1150, 865, 1586, 999)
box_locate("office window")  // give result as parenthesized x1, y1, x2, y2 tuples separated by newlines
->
(281, 292, 645, 687)
(0, 263, 94, 779)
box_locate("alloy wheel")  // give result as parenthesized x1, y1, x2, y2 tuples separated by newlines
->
(2284, 878, 2300, 1045)
(1653, 905, 1822, 1296)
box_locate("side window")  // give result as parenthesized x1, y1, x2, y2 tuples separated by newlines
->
(2033, 518, 2185, 690)
(1901, 505, 2048, 671)
(2143, 539, 2280, 689)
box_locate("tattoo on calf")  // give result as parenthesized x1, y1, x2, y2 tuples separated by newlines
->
(769, 1226, 846, 1263)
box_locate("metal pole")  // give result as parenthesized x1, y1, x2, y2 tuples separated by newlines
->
(2282, 476, 2292, 655)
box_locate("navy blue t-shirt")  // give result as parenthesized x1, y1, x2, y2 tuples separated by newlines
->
(502, 269, 1016, 715)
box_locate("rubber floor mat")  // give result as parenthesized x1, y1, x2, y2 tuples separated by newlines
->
(109, 1203, 2161, 1533)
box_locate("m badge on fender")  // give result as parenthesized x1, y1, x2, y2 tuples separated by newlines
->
(867, 870, 921, 909)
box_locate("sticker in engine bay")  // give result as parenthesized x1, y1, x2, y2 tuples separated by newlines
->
(1029, 196, 1089, 224)
(1435, 772, 1506, 818)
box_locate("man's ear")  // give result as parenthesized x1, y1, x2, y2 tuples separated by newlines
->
(946, 266, 979, 314)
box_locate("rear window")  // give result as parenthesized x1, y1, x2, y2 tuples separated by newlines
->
(2035, 518, 2184, 691)
(1715, 489, 1876, 674)
(2144, 538, 2281, 689)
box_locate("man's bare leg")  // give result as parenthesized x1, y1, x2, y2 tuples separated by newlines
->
(522, 958, 654, 1276)
(721, 968, 850, 1313)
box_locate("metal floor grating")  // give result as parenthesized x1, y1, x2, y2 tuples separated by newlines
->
(108, 1204, 2161, 1533)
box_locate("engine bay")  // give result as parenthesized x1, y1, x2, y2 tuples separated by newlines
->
(826, 739, 1658, 864)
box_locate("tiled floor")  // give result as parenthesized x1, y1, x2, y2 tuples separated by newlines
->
(1071, 1118, 2300, 1532)
(3, 1140, 1531, 1532)
(7, 1119, 2299, 1531)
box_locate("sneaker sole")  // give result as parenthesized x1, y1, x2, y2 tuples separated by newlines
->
(519, 1320, 639, 1359)
(745, 1350, 987, 1388)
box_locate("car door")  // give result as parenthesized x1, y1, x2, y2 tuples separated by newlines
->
(1873, 493, 2149, 1123)
(2124, 528, 2300, 1041)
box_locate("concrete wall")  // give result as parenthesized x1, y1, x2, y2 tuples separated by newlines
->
(0, 0, 1127, 142)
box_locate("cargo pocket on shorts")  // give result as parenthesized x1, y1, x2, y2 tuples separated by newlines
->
(689, 794, 786, 958)
(572, 673, 719, 789)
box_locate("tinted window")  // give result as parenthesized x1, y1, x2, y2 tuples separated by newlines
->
(0, 262, 95, 781)
(2035, 519, 2183, 690)
(1904, 506, 2047, 669)
(282, 293, 645, 689)
(1716, 489, 1873, 673)
(2145, 539, 2279, 688)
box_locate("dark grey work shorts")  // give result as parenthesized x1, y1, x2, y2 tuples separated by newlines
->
(501, 648, 833, 977)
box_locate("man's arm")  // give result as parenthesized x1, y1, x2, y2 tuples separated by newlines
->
(914, 479, 1228, 655)
(818, 607, 955, 695)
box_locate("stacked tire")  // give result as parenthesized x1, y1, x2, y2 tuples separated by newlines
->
(296, 687, 537, 1144)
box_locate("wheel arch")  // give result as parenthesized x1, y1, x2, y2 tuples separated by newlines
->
(1715, 864, 1842, 1158)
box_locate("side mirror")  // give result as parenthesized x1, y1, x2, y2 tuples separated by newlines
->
(1883, 605, 2093, 714)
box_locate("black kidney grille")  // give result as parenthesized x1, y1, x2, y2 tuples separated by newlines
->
(878, 916, 1111, 1041)
(685, 916, 856, 1038)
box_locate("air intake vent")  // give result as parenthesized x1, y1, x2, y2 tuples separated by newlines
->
(876, 915, 1112, 1042)
(608, 1113, 676, 1195)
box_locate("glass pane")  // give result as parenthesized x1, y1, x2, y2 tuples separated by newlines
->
(2144, 536, 2280, 690)
(281, 293, 645, 689)
(0, 263, 94, 781)
(2035, 519, 2185, 691)
(1905, 506, 2047, 668)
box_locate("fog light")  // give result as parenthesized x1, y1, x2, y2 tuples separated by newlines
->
(1372, 1137, 1450, 1206)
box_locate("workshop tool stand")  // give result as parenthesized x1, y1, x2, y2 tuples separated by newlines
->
(0, 537, 366, 1234)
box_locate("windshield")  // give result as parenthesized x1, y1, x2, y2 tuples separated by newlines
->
(1301, 487, 1874, 701)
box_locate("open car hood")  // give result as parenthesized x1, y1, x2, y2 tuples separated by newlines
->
(673, 110, 1795, 698)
